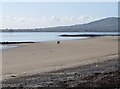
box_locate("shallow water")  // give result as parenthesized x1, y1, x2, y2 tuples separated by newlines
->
(0, 45, 18, 49)
(0, 32, 89, 42)
(0, 32, 119, 49)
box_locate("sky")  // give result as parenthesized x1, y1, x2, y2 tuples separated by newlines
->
(0, 2, 118, 29)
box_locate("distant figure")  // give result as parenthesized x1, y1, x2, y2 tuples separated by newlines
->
(57, 41, 60, 44)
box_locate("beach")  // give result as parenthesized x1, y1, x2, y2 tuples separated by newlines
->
(2, 36, 118, 77)
(2, 54, 119, 88)
(2, 36, 119, 88)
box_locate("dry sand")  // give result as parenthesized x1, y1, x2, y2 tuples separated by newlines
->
(2, 55, 119, 88)
(2, 36, 118, 79)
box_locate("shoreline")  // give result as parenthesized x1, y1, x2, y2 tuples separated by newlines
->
(1, 34, 119, 44)
(1, 37, 90, 50)
(0, 36, 90, 45)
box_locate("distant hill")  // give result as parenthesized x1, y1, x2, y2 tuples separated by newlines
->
(1, 17, 119, 32)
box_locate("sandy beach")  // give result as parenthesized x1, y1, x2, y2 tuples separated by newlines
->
(2, 54, 119, 88)
(1, 36, 119, 88)
(2, 36, 118, 78)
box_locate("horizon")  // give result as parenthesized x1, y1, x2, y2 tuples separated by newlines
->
(0, 17, 118, 30)
(0, 2, 118, 29)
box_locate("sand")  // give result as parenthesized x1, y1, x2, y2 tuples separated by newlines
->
(2, 55, 119, 88)
(2, 36, 118, 79)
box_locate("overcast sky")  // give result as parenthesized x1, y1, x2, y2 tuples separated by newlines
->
(0, 2, 118, 29)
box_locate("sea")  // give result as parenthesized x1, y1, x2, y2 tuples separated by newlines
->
(0, 32, 119, 49)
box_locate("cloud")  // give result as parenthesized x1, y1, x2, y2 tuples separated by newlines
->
(0, 16, 98, 29)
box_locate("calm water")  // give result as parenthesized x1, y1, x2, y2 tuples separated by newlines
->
(0, 32, 89, 42)
(0, 32, 119, 49)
